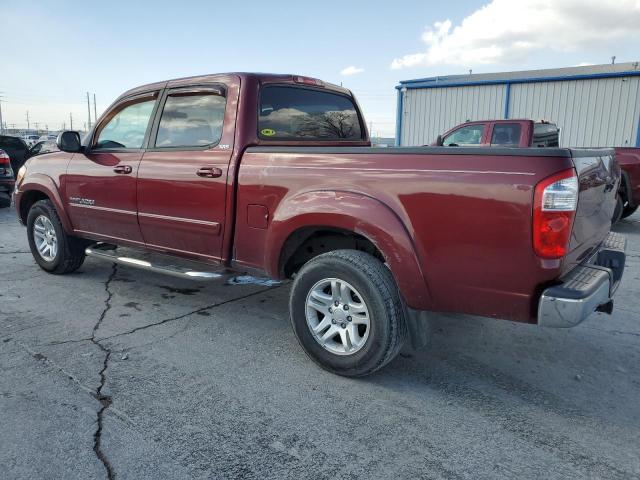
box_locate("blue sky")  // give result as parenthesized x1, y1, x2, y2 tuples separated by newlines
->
(3, 0, 639, 136)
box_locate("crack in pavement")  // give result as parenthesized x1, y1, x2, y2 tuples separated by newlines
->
(91, 263, 117, 480)
(100, 285, 282, 342)
(7, 268, 281, 480)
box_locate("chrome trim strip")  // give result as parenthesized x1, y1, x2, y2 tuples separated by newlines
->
(138, 212, 220, 228)
(69, 203, 137, 216)
(241, 164, 535, 176)
(73, 230, 146, 246)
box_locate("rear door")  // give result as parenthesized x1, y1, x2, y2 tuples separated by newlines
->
(488, 122, 523, 147)
(136, 84, 235, 262)
(65, 91, 159, 244)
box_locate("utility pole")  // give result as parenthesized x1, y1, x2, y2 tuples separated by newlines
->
(70, 112, 73, 130)
(26, 111, 30, 132)
(86, 92, 92, 129)
(0, 94, 4, 134)
(34, 122, 40, 133)
(93, 93, 97, 124)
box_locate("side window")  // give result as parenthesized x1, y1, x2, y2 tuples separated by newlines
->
(443, 125, 484, 146)
(30, 143, 43, 155)
(533, 123, 560, 147)
(155, 92, 226, 148)
(94, 97, 156, 150)
(491, 123, 522, 146)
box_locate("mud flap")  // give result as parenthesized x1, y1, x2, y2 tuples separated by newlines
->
(403, 305, 430, 350)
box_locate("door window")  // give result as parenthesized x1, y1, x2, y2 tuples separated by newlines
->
(491, 123, 522, 146)
(94, 98, 156, 150)
(155, 93, 226, 148)
(443, 125, 484, 146)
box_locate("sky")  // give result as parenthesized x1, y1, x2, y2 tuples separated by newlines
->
(2, 0, 640, 137)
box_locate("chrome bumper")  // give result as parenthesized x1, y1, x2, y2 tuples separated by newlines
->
(538, 232, 626, 328)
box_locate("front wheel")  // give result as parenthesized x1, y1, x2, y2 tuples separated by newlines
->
(289, 250, 406, 377)
(27, 199, 87, 274)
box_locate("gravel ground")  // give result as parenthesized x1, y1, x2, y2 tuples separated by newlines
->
(1, 206, 639, 479)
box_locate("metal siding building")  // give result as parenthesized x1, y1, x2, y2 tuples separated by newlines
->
(396, 63, 640, 148)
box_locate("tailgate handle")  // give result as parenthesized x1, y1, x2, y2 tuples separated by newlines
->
(197, 167, 223, 178)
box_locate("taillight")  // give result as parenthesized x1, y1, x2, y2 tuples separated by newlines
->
(0, 152, 10, 177)
(533, 168, 578, 259)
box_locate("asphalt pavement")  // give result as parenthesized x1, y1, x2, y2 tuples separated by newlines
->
(1, 206, 639, 479)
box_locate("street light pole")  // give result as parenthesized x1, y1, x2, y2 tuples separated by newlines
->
(0, 94, 4, 134)
(87, 92, 92, 129)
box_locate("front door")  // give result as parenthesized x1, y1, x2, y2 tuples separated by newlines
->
(65, 92, 159, 244)
(136, 84, 234, 261)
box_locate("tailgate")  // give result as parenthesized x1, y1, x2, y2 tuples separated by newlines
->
(563, 148, 619, 273)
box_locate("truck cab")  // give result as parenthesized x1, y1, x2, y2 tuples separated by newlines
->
(435, 119, 559, 148)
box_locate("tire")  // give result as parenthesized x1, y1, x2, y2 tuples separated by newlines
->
(289, 249, 407, 377)
(612, 195, 623, 224)
(27, 199, 87, 274)
(0, 194, 10, 209)
(621, 204, 638, 219)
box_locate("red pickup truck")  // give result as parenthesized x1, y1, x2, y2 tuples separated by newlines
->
(435, 119, 640, 220)
(13, 73, 626, 376)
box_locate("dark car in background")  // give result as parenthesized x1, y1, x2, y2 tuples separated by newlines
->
(0, 149, 15, 208)
(29, 140, 59, 156)
(0, 135, 30, 175)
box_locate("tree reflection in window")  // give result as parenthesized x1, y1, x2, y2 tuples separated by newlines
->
(259, 86, 362, 141)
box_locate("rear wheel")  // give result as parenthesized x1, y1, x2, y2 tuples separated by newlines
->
(621, 204, 638, 219)
(27, 199, 87, 274)
(289, 249, 406, 377)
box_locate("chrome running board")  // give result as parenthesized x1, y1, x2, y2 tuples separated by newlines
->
(85, 243, 225, 281)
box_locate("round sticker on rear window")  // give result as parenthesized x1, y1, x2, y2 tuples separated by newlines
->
(261, 128, 276, 137)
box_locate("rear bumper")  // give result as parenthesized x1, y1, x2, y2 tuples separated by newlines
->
(538, 232, 626, 328)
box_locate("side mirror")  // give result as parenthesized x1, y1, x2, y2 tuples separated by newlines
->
(436, 134, 444, 146)
(57, 131, 82, 153)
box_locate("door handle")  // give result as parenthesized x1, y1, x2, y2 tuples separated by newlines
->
(113, 165, 133, 174)
(196, 167, 223, 178)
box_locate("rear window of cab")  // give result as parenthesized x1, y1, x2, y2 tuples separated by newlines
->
(258, 86, 363, 141)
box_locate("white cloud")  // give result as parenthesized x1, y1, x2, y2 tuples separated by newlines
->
(391, 0, 640, 69)
(340, 66, 364, 76)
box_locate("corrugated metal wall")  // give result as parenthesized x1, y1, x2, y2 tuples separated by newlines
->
(400, 77, 640, 147)
(400, 84, 506, 146)
(509, 77, 640, 147)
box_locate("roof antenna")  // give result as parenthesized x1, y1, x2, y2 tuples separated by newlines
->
(611, 56, 616, 65)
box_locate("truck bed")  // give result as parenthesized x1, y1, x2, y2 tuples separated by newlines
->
(235, 146, 617, 323)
